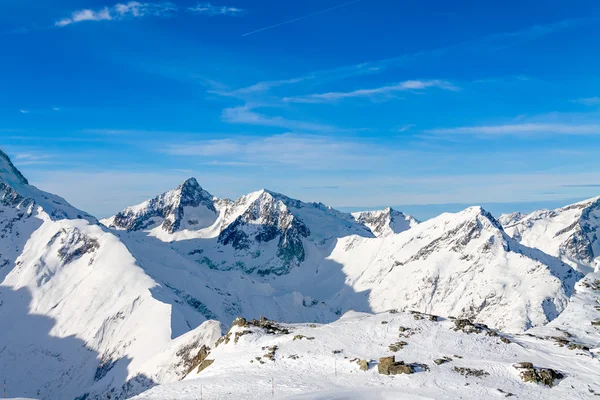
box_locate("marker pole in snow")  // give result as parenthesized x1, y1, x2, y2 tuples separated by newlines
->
(271, 377, 274, 397)
(3, 378, 6, 398)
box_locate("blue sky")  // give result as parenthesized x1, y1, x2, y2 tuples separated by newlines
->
(1, 0, 600, 219)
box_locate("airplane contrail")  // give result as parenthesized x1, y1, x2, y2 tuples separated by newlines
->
(242, 0, 362, 37)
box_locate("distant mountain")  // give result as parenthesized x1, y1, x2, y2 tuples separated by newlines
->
(352, 207, 419, 237)
(500, 197, 600, 272)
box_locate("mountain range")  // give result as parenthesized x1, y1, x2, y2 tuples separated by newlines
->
(0, 148, 598, 399)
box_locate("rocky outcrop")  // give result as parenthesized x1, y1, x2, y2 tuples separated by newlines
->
(453, 366, 490, 378)
(513, 363, 564, 387)
(377, 357, 428, 375)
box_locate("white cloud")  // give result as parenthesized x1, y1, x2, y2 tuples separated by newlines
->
(18, 109, 30, 114)
(426, 123, 600, 136)
(221, 105, 339, 132)
(187, 3, 243, 16)
(284, 80, 459, 104)
(55, 2, 176, 27)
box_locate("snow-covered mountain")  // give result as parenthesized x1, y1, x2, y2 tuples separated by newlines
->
(352, 207, 418, 237)
(1, 147, 599, 400)
(332, 206, 582, 332)
(500, 197, 600, 273)
(102, 179, 582, 333)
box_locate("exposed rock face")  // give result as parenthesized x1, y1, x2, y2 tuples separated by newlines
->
(513, 363, 564, 387)
(53, 228, 100, 265)
(108, 178, 217, 233)
(356, 359, 369, 371)
(0, 183, 31, 208)
(352, 207, 418, 237)
(218, 191, 310, 275)
(197, 359, 214, 373)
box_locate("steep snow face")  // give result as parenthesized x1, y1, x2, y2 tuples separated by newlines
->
(331, 207, 582, 332)
(133, 311, 600, 400)
(103, 178, 218, 233)
(352, 207, 418, 237)
(0, 150, 96, 223)
(501, 196, 600, 272)
(0, 149, 29, 186)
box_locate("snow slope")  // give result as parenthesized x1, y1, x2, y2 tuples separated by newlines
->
(0, 150, 226, 399)
(133, 310, 600, 400)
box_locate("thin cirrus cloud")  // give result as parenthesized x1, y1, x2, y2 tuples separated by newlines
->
(426, 123, 600, 136)
(227, 18, 591, 97)
(221, 105, 340, 132)
(188, 3, 243, 16)
(162, 133, 380, 169)
(55, 2, 242, 27)
(283, 80, 459, 104)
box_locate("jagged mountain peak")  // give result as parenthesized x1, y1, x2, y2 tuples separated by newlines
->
(104, 177, 217, 233)
(352, 207, 419, 237)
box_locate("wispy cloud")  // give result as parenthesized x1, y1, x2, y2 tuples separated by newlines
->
(18, 109, 30, 114)
(427, 123, 600, 136)
(211, 77, 311, 99)
(242, 0, 361, 37)
(397, 124, 416, 133)
(162, 133, 379, 169)
(233, 18, 593, 94)
(572, 97, 600, 106)
(55, 2, 177, 27)
(221, 105, 339, 132)
(284, 80, 459, 104)
(188, 3, 243, 16)
(13, 152, 54, 166)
